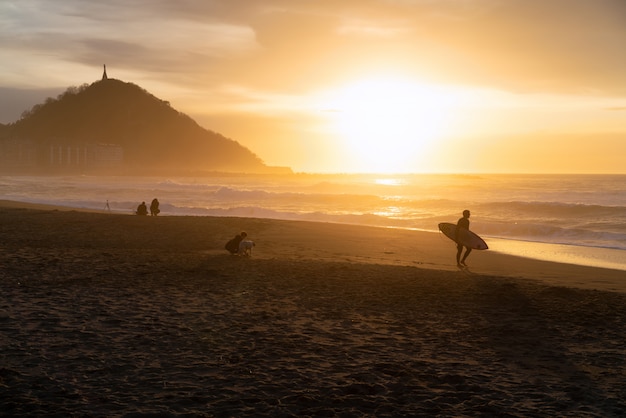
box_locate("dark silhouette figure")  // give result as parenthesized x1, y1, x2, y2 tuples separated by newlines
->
(136, 201, 148, 216)
(150, 198, 160, 216)
(456, 210, 472, 267)
(225, 231, 247, 254)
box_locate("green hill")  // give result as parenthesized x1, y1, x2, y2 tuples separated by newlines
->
(2, 78, 286, 174)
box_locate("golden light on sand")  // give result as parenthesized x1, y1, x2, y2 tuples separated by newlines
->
(319, 76, 464, 173)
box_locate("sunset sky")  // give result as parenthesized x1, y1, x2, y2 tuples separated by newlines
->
(1, 0, 625, 173)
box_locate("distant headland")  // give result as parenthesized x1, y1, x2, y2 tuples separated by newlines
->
(0, 67, 292, 176)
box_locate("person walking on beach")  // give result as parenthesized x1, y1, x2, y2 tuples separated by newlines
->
(225, 231, 247, 254)
(456, 210, 472, 267)
(150, 198, 160, 216)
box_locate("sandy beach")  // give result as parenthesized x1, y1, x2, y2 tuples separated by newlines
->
(1, 200, 625, 417)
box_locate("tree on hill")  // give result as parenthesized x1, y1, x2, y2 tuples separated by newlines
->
(6, 78, 272, 174)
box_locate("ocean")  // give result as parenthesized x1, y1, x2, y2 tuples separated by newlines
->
(1, 174, 624, 271)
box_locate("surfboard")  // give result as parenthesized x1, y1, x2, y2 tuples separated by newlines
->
(438, 222, 488, 250)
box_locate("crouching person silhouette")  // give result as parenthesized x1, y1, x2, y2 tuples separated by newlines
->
(225, 232, 247, 255)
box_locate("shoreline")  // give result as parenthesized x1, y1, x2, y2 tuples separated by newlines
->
(1, 198, 624, 293)
(485, 236, 626, 272)
(4, 198, 626, 268)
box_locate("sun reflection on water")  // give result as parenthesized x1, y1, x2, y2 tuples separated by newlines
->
(374, 178, 404, 186)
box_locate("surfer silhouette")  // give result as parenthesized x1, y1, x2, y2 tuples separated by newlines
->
(456, 210, 472, 267)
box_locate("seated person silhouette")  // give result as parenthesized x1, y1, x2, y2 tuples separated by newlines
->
(136, 201, 148, 216)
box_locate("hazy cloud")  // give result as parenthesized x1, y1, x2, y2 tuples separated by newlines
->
(3, 0, 626, 93)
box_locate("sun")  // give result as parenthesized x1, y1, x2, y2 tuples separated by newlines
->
(320, 76, 459, 173)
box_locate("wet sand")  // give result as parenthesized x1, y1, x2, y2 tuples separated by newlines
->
(1, 201, 625, 416)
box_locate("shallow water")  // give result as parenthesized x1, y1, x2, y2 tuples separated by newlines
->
(486, 238, 626, 271)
